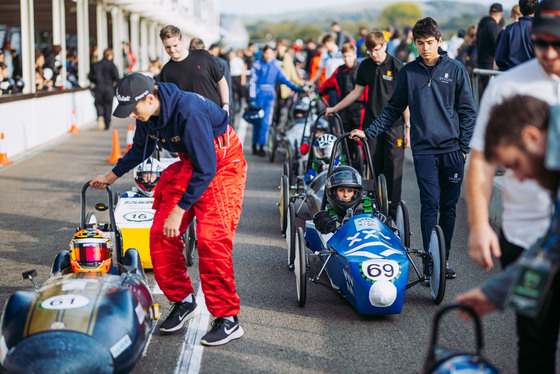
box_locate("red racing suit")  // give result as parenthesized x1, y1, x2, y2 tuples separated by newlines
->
(150, 126, 247, 318)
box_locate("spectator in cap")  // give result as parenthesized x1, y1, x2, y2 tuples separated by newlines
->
(90, 72, 247, 346)
(495, 0, 538, 71)
(476, 2, 503, 91)
(464, 0, 560, 371)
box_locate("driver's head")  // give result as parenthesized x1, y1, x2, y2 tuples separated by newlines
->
(326, 166, 363, 216)
(69, 228, 113, 273)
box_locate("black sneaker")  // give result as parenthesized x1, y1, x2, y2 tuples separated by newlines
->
(200, 317, 244, 346)
(159, 299, 201, 333)
(446, 263, 456, 279)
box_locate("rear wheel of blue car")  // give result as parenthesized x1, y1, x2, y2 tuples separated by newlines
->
(428, 225, 446, 304)
(295, 227, 307, 306)
(377, 174, 389, 217)
(396, 200, 410, 249)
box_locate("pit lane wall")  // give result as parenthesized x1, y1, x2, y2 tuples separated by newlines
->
(0, 90, 96, 160)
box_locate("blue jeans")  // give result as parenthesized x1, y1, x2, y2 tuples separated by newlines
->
(412, 150, 465, 258)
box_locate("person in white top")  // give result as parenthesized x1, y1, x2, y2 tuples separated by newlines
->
(465, 0, 560, 371)
(308, 34, 344, 84)
(228, 49, 247, 114)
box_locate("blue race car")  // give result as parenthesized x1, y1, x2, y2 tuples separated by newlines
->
(293, 133, 447, 315)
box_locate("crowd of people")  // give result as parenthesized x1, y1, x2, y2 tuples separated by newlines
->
(4, 0, 560, 369)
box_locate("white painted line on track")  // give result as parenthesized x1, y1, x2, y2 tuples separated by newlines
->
(152, 282, 163, 295)
(175, 286, 210, 374)
(236, 118, 248, 149)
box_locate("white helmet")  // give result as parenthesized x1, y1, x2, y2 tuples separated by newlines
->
(134, 158, 163, 197)
(313, 134, 337, 164)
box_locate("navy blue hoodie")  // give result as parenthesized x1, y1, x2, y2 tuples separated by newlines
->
(112, 82, 229, 211)
(364, 51, 476, 155)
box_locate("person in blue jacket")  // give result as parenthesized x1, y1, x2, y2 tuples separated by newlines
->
(494, 0, 538, 71)
(350, 17, 476, 279)
(249, 45, 302, 156)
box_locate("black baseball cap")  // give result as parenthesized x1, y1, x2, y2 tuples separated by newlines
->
(490, 3, 503, 13)
(113, 73, 155, 118)
(532, 0, 560, 38)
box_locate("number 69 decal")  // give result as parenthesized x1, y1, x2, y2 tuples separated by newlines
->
(360, 259, 400, 283)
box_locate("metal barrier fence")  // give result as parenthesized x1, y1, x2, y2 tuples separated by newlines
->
(472, 68, 503, 110)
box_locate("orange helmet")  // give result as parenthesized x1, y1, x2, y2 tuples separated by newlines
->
(69, 228, 113, 273)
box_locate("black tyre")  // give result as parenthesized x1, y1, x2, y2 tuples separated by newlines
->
(279, 175, 289, 233)
(295, 227, 307, 306)
(267, 126, 277, 163)
(378, 174, 389, 217)
(396, 200, 410, 249)
(183, 219, 197, 267)
(428, 225, 446, 304)
(85, 211, 97, 226)
(287, 202, 296, 270)
(282, 161, 289, 180)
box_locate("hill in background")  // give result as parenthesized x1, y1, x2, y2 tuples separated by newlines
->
(238, 1, 490, 41)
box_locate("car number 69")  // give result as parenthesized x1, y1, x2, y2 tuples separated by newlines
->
(361, 259, 400, 282)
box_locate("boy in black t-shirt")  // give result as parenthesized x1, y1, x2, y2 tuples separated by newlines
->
(158, 25, 230, 112)
(321, 43, 364, 165)
(326, 31, 410, 219)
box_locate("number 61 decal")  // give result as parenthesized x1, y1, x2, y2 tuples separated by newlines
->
(360, 259, 401, 283)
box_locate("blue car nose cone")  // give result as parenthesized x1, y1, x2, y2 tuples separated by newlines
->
(3, 331, 114, 374)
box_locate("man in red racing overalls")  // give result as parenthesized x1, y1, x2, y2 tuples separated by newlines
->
(90, 73, 247, 346)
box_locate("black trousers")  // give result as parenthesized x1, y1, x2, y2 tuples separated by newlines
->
(94, 85, 114, 129)
(499, 230, 560, 374)
(367, 125, 404, 219)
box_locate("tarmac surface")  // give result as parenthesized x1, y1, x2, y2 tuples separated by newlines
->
(0, 115, 558, 373)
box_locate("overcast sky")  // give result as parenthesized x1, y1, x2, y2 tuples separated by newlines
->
(220, 0, 518, 16)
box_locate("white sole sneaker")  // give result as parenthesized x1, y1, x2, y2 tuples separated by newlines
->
(159, 304, 201, 333)
(200, 325, 244, 346)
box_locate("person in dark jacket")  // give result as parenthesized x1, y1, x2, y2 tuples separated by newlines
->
(495, 0, 538, 71)
(326, 32, 410, 219)
(350, 18, 476, 279)
(90, 73, 247, 346)
(477, 3, 504, 91)
(89, 48, 119, 130)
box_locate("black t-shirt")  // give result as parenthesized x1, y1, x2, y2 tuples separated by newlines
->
(356, 54, 404, 128)
(160, 49, 223, 106)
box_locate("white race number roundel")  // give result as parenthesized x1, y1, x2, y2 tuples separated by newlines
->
(361, 259, 400, 282)
(123, 211, 154, 222)
(40, 294, 89, 310)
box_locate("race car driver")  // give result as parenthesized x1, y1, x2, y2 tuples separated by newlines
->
(90, 73, 247, 346)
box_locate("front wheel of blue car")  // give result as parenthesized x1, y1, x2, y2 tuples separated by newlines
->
(428, 225, 446, 304)
(295, 227, 307, 307)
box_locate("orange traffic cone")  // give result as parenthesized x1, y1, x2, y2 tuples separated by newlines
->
(106, 129, 123, 163)
(124, 124, 134, 153)
(68, 110, 81, 134)
(0, 133, 13, 165)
